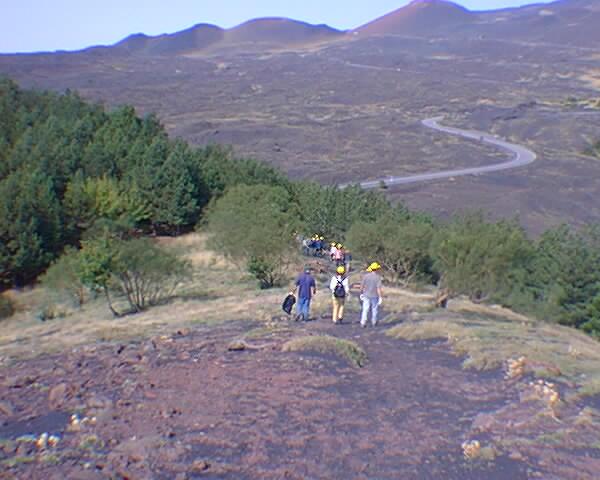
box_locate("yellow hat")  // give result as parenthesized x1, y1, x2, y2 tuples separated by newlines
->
(369, 262, 381, 271)
(337, 265, 345, 274)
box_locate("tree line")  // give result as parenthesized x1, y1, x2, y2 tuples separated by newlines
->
(2, 78, 600, 337)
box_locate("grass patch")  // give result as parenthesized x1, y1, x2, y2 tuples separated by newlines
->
(2, 456, 36, 467)
(282, 335, 367, 368)
(386, 310, 600, 396)
(244, 325, 291, 340)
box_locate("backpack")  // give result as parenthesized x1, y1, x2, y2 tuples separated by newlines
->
(282, 293, 296, 315)
(333, 278, 346, 298)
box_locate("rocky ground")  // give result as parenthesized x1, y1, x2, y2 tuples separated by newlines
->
(2, 302, 600, 480)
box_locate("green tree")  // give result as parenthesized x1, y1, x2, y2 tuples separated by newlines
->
(0, 169, 63, 286)
(111, 238, 190, 312)
(206, 184, 300, 288)
(347, 212, 435, 286)
(431, 213, 533, 302)
(40, 247, 88, 307)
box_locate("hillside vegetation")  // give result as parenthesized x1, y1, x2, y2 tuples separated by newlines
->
(2, 79, 600, 337)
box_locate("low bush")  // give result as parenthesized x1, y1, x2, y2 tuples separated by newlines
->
(0, 295, 15, 319)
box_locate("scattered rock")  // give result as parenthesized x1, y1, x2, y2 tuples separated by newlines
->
(48, 383, 71, 409)
(227, 340, 248, 351)
(6, 375, 38, 388)
(87, 394, 113, 410)
(66, 468, 105, 480)
(190, 460, 211, 473)
(0, 400, 15, 417)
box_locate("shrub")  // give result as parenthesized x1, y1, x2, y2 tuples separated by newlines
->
(40, 247, 88, 307)
(0, 295, 15, 319)
(347, 212, 435, 286)
(110, 238, 190, 312)
(206, 184, 299, 288)
(430, 212, 533, 302)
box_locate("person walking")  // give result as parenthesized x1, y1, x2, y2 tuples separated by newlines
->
(334, 243, 344, 267)
(330, 242, 337, 262)
(295, 265, 317, 321)
(329, 265, 349, 324)
(360, 262, 383, 328)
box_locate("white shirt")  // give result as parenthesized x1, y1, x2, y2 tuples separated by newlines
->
(329, 275, 349, 295)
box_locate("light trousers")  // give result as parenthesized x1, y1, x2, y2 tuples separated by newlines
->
(361, 297, 380, 326)
(332, 296, 345, 322)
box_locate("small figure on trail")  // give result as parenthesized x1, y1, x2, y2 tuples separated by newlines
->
(316, 236, 325, 257)
(295, 265, 317, 322)
(329, 265, 350, 324)
(360, 262, 383, 328)
(330, 242, 338, 262)
(334, 243, 345, 267)
(344, 249, 352, 273)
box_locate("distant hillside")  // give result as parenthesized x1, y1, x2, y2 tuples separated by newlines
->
(355, 0, 600, 47)
(225, 18, 343, 45)
(356, 0, 476, 36)
(115, 24, 225, 55)
(114, 18, 344, 56)
(478, 0, 600, 47)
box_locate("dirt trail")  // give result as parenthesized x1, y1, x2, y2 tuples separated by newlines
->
(1, 310, 599, 479)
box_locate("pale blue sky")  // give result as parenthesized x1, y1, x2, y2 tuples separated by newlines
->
(1, 0, 555, 53)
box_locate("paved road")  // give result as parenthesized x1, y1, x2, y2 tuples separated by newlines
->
(344, 116, 537, 190)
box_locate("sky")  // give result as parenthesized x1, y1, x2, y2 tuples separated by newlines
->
(1, 0, 556, 54)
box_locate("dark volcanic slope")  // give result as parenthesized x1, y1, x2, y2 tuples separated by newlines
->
(478, 0, 600, 47)
(355, 0, 600, 48)
(115, 24, 225, 56)
(225, 18, 344, 45)
(1, 0, 600, 233)
(113, 18, 344, 56)
(357, 0, 476, 36)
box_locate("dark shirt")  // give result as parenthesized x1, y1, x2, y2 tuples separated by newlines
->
(296, 272, 316, 299)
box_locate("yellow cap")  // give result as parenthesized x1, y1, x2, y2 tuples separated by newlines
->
(337, 266, 345, 274)
(369, 262, 381, 271)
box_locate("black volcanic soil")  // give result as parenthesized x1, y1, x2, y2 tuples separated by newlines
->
(2, 310, 600, 479)
(2, 1, 600, 233)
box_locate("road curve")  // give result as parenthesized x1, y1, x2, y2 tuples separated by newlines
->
(343, 117, 537, 190)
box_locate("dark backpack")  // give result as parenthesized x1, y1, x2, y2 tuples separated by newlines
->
(282, 293, 296, 315)
(333, 278, 346, 298)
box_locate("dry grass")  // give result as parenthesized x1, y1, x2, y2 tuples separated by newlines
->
(387, 309, 600, 395)
(282, 335, 367, 367)
(0, 233, 288, 362)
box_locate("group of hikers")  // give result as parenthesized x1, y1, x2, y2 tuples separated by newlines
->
(289, 260, 383, 328)
(302, 235, 351, 265)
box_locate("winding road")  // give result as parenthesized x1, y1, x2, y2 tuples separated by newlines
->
(346, 116, 537, 190)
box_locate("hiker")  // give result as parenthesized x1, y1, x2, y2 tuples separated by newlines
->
(329, 265, 349, 324)
(330, 242, 337, 262)
(301, 237, 312, 256)
(295, 265, 317, 321)
(334, 243, 344, 267)
(344, 249, 352, 273)
(360, 262, 383, 328)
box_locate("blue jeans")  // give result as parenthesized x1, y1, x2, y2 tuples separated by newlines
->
(297, 296, 311, 320)
(361, 297, 380, 326)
